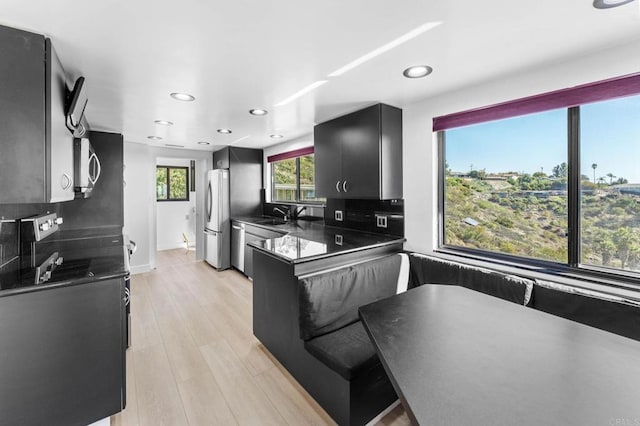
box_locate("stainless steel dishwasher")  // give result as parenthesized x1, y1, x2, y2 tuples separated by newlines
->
(231, 221, 245, 272)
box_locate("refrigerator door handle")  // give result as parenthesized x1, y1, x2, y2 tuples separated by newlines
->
(206, 181, 212, 222)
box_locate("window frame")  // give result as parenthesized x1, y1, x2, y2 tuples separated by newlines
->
(156, 165, 190, 202)
(436, 75, 640, 288)
(269, 149, 324, 205)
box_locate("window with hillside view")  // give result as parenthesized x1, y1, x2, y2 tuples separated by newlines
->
(443, 109, 568, 263)
(156, 166, 188, 201)
(440, 84, 640, 278)
(580, 95, 640, 272)
(271, 153, 324, 203)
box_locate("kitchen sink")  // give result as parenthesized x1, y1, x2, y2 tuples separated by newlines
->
(254, 218, 288, 226)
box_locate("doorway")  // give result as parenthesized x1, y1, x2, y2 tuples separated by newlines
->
(155, 157, 197, 253)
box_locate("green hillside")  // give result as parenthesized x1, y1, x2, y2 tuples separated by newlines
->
(445, 172, 640, 272)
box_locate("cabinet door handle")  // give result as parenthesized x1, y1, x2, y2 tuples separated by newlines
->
(336, 181, 342, 193)
(61, 173, 73, 190)
(342, 180, 348, 192)
(88, 153, 102, 185)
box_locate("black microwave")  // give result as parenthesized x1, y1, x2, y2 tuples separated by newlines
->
(73, 137, 101, 198)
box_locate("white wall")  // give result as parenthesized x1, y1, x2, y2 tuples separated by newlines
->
(123, 142, 155, 274)
(262, 134, 313, 202)
(403, 38, 640, 255)
(156, 157, 197, 251)
(124, 142, 211, 273)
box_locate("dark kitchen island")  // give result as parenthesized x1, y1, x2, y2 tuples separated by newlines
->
(249, 223, 404, 425)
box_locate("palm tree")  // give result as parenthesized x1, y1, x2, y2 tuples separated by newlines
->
(591, 163, 597, 185)
(607, 173, 616, 185)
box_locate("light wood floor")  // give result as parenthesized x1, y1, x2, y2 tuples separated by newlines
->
(111, 248, 410, 426)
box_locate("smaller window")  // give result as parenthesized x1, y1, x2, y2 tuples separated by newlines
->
(269, 148, 324, 204)
(156, 166, 189, 201)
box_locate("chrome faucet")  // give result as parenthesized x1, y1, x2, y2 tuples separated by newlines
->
(273, 207, 289, 221)
(292, 206, 307, 220)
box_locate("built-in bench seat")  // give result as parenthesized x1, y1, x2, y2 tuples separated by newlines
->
(532, 279, 640, 341)
(297, 253, 409, 425)
(294, 250, 640, 425)
(304, 321, 379, 381)
(408, 252, 640, 342)
(408, 252, 534, 305)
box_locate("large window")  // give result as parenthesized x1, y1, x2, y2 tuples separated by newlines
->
(443, 109, 568, 263)
(156, 166, 189, 201)
(270, 148, 324, 204)
(438, 74, 640, 279)
(580, 95, 640, 272)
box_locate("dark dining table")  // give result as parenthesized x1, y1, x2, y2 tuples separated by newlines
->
(359, 284, 640, 426)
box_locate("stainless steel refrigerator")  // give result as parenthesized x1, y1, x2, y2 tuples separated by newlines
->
(204, 169, 230, 269)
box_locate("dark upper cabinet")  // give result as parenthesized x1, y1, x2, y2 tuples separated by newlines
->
(213, 147, 230, 169)
(314, 103, 402, 200)
(0, 25, 74, 203)
(212, 146, 264, 217)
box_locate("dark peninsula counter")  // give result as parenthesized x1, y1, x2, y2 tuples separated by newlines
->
(234, 217, 405, 273)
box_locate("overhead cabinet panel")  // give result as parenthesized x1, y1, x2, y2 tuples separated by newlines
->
(314, 103, 402, 200)
(0, 25, 74, 203)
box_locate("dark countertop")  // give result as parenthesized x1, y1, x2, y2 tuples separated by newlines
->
(0, 229, 129, 297)
(235, 217, 405, 263)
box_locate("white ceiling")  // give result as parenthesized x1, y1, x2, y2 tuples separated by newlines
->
(1, 0, 640, 152)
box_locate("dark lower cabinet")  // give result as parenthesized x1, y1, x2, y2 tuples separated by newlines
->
(243, 224, 286, 279)
(0, 278, 125, 426)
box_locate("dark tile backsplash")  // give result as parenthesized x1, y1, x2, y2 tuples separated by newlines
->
(0, 131, 124, 267)
(263, 202, 325, 221)
(0, 219, 18, 268)
(324, 198, 404, 237)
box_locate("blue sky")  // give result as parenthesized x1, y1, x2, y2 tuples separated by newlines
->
(445, 95, 640, 183)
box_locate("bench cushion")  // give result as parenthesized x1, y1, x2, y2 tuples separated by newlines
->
(532, 280, 640, 341)
(304, 321, 380, 380)
(299, 254, 402, 341)
(408, 253, 533, 305)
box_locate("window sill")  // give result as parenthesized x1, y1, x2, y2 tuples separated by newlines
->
(433, 247, 640, 303)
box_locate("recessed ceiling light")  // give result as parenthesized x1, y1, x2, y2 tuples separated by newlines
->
(147, 136, 163, 140)
(197, 141, 211, 145)
(217, 128, 232, 134)
(270, 134, 284, 139)
(170, 92, 195, 102)
(165, 144, 184, 148)
(154, 120, 174, 126)
(403, 65, 433, 78)
(593, 0, 635, 8)
(249, 108, 268, 116)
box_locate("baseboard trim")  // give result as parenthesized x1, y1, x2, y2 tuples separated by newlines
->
(130, 264, 152, 275)
(157, 242, 187, 251)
